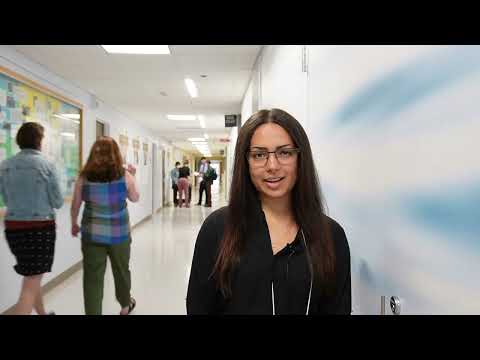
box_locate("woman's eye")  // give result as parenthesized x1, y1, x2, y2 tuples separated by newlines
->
(279, 150, 292, 157)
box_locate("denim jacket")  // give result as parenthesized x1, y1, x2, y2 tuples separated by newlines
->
(0, 149, 64, 220)
(170, 168, 179, 187)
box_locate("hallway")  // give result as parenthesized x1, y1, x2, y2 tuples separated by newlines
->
(43, 191, 226, 315)
(1, 44, 479, 315)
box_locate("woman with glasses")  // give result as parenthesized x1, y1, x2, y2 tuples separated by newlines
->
(186, 109, 351, 315)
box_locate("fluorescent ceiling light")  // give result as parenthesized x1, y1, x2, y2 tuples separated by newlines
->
(60, 132, 75, 138)
(198, 115, 206, 128)
(101, 45, 170, 55)
(167, 115, 197, 121)
(204, 133, 209, 140)
(185, 78, 198, 98)
(188, 137, 205, 142)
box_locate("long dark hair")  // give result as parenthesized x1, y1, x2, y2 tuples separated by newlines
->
(212, 109, 335, 297)
(80, 136, 125, 182)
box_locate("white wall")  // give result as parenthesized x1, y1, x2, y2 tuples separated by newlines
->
(226, 126, 238, 201)
(0, 46, 169, 313)
(241, 80, 253, 123)
(258, 45, 308, 129)
(240, 44, 480, 314)
(152, 143, 162, 212)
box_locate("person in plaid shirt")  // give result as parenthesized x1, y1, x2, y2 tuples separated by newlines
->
(71, 136, 139, 315)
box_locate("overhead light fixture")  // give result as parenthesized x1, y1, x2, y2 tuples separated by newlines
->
(185, 78, 198, 98)
(198, 115, 206, 128)
(188, 137, 205, 142)
(167, 115, 197, 121)
(60, 132, 75, 138)
(101, 45, 170, 55)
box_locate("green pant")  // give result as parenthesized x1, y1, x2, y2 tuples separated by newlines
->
(81, 238, 132, 315)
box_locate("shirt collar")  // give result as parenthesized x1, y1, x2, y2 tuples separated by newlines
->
(20, 149, 42, 155)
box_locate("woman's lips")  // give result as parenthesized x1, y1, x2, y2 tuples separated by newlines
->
(264, 177, 285, 189)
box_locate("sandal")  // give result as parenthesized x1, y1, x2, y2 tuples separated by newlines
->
(120, 297, 136, 315)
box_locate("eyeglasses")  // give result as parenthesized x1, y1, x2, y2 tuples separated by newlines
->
(246, 148, 300, 167)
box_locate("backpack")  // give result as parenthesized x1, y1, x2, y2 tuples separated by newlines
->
(205, 167, 217, 181)
(210, 168, 217, 181)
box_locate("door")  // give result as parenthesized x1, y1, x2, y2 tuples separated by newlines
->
(151, 143, 158, 213)
(162, 150, 167, 206)
(96, 120, 105, 139)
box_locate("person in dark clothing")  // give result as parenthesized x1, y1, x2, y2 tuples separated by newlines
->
(202, 160, 216, 208)
(196, 157, 207, 206)
(177, 160, 191, 208)
(187, 109, 351, 315)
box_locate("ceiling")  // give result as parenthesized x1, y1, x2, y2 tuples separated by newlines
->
(12, 45, 262, 155)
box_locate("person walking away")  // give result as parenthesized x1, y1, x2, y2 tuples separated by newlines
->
(177, 160, 191, 208)
(0, 122, 63, 315)
(70, 136, 139, 315)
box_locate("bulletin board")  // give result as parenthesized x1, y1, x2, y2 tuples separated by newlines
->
(0, 66, 83, 209)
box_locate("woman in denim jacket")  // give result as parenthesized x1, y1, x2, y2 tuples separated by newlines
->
(0, 122, 64, 315)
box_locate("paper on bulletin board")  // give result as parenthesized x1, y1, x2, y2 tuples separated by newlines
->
(0, 89, 6, 107)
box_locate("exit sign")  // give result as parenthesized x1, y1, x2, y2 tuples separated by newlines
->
(225, 114, 240, 127)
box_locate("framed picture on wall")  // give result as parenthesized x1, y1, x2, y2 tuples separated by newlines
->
(132, 139, 140, 165)
(119, 134, 129, 165)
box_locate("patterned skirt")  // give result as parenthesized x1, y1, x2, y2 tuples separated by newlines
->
(4, 221, 56, 276)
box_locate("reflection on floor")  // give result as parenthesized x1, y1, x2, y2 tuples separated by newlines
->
(43, 190, 226, 315)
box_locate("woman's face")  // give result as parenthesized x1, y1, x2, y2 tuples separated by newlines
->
(248, 123, 298, 201)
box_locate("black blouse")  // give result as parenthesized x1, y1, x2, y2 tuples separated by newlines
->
(186, 202, 351, 315)
(178, 166, 190, 178)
